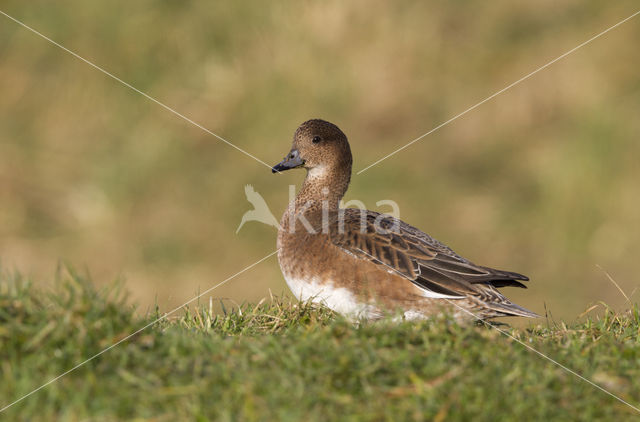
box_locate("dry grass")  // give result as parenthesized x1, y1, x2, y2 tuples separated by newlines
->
(1, 1, 639, 321)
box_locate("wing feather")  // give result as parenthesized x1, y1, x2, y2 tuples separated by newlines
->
(329, 209, 530, 298)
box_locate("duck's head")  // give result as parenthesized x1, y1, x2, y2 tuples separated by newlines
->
(272, 119, 352, 177)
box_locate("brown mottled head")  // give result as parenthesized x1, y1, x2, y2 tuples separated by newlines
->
(272, 119, 352, 175)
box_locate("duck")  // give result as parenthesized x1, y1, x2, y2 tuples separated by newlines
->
(272, 119, 538, 321)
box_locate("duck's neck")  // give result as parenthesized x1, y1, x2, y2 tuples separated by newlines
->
(295, 165, 351, 211)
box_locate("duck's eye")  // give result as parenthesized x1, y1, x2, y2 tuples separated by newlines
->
(312, 136, 322, 144)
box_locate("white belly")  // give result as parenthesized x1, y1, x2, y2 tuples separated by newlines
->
(284, 275, 380, 320)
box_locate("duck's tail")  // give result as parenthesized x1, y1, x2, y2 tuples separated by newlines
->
(486, 300, 540, 319)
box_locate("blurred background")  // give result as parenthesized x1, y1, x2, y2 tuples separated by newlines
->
(1, 1, 638, 322)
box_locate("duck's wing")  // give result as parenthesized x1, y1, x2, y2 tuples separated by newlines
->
(328, 209, 531, 300)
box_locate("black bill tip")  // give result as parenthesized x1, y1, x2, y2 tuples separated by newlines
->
(272, 149, 304, 174)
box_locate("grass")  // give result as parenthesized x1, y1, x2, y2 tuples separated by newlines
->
(1, 268, 639, 421)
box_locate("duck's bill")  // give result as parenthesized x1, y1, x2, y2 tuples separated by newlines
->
(272, 149, 304, 173)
